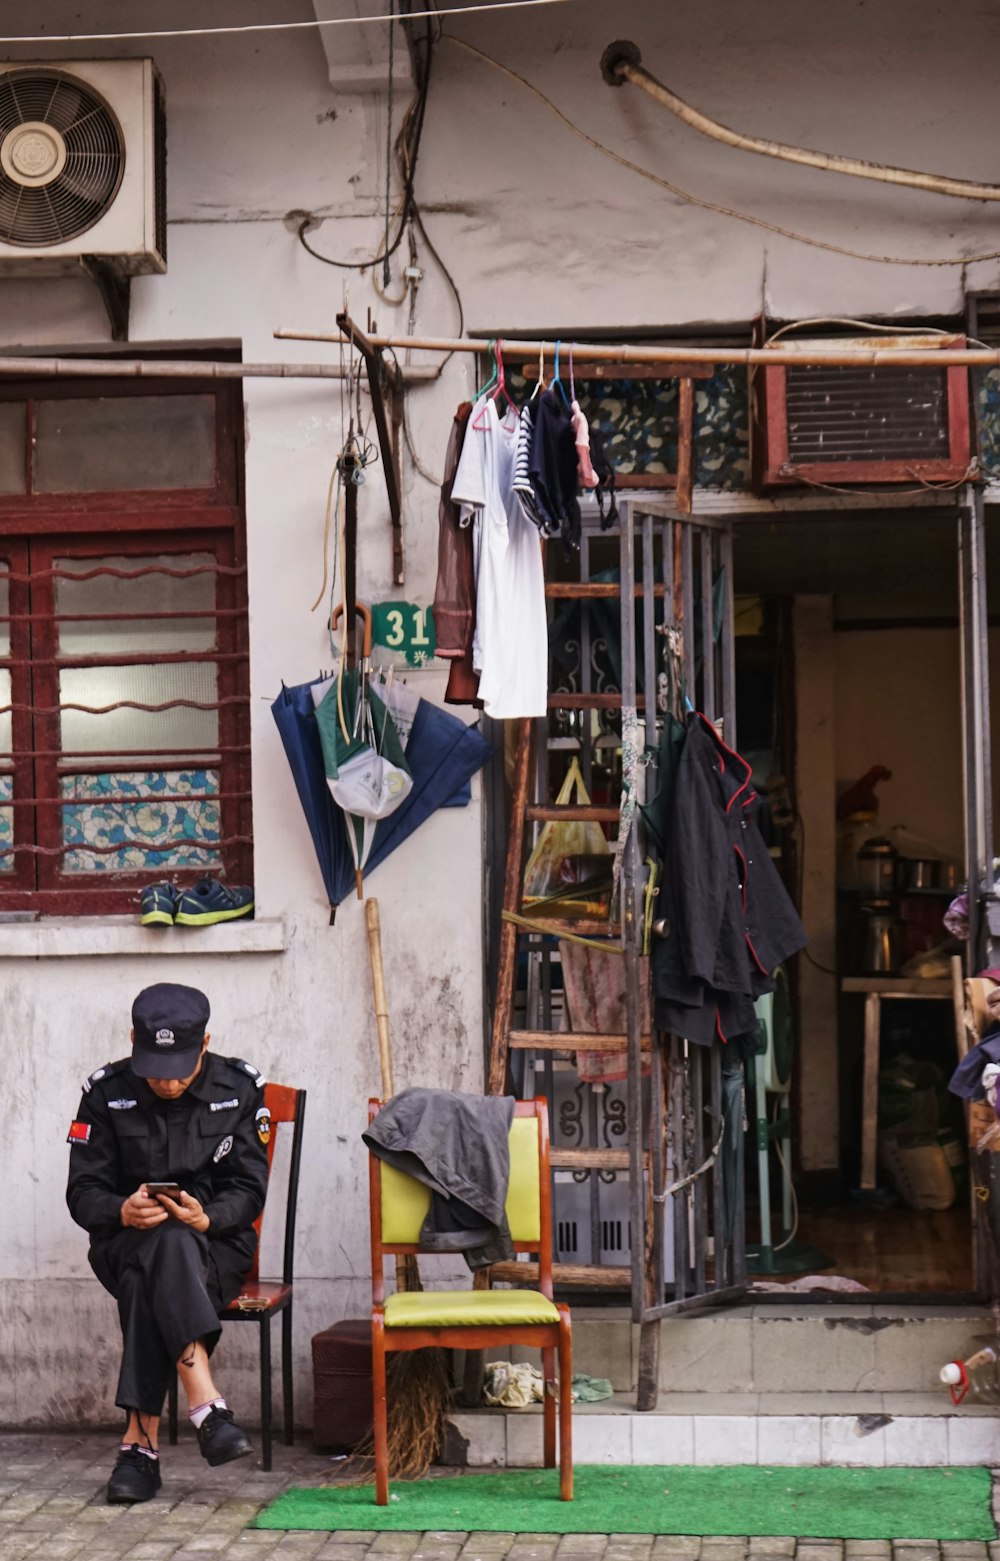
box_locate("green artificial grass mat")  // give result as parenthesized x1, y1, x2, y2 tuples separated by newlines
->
(253, 1465, 995, 1539)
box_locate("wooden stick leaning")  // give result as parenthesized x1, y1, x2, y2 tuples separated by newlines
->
(365, 897, 421, 1292)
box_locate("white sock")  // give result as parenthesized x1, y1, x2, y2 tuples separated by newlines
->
(188, 1397, 226, 1429)
(121, 1442, 158, 1460)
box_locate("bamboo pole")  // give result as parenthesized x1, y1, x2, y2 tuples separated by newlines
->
(274, 327, 1000, 370)
(366, 898, 395, 1099)
(0, 355, 439, 382)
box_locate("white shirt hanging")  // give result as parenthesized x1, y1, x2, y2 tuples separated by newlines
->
(451, 395, 548, 720)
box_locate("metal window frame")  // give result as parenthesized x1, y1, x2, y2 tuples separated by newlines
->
(0, 376, 251, 914)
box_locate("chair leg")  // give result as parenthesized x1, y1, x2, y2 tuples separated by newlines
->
(372, 1316, 389, 1507)
(282, 1304, 294, 1446)
(259, 1317, 273, 1472)
(557, 1312, 573, 1501)
(168, 1372, 179, 1445)
(542, 1346, 556, 1469)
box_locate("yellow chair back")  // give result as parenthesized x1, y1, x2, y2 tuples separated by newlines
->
(379, 1111, 541, 1246)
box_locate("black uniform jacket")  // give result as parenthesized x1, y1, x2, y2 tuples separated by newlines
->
(66, 1051, 269, 1299)
(652, 714, 807, 1048)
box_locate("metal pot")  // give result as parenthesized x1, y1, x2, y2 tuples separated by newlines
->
(898, 856, 941, 891)
(856, 903, 905, 975)
(856, 836, 898, 900)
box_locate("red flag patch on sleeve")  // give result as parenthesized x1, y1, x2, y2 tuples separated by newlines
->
(67, 1121, 91, 1146)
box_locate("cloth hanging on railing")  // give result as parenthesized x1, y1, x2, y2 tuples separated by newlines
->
(650, 712, 806, 1054)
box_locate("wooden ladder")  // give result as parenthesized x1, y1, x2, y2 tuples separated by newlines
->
(485, 504, 664, 1403)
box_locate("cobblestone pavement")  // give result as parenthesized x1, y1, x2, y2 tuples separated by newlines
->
(1, 1434, 998, 1561)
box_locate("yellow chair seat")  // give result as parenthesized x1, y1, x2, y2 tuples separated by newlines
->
(384, 1288, 560, 1329)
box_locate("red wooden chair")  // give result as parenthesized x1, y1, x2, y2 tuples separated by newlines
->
(168, 1082, 306, 1471)
(368, 1096, 572, 1505)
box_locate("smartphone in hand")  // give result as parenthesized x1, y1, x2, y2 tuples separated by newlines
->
(146, 1182, 183, 1201)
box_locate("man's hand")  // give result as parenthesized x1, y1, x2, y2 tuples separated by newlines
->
(157, 1189, 210, 1234)
(121, 1185, 169, 1230)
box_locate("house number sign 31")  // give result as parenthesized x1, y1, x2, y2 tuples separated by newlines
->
(370, 600, 438, 667)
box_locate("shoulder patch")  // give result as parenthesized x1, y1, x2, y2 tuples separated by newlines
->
(67, 1121, 91, 1146)
(227, 1057, 266, 1088)
(83, 1058, 128, 1094)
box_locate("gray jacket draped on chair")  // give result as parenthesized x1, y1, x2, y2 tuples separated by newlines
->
(364, 1088, 515, 1270)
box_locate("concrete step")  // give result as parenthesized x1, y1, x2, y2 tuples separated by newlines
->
(445, 1391, 1000, 1470)
(561, 1303, 993, 1396)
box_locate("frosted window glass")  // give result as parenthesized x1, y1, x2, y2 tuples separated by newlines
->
(35, 395, 216, 492)
(59, 663, 219, 765)
(55, 553, 216, 656)
(0, 403, 26, 494)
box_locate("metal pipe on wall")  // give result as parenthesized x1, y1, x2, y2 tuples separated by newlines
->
(599, 39, 1000, 205)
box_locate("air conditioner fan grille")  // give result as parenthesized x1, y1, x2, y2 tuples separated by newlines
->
(0, 70, 124, 247)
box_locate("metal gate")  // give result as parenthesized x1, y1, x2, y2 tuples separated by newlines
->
(504, 496, 747, 1400)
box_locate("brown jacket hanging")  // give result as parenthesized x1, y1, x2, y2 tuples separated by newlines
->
(432, 401, 475, 659)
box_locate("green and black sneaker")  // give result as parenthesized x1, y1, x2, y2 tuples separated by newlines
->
(174, 879, 255, 927)
(139, 882, 179, 927)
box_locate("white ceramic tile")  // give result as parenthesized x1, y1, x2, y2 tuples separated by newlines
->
(631, 1415, 695, 1465)
(947, 1416, 1000, 1466)
(882, 1417, 949, 1467)
(820, 1418, 886, 1467)
(505, 1411, 545, 1468)
(571, 1414, 633, 1464)
(693, 1416, 758, 1466)
(757, 1415, 822, 1466)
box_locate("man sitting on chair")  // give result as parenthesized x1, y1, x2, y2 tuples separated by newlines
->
(66, 982, 270, 1504)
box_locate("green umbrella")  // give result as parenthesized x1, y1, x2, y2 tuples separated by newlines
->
(313, 668, 412, 898)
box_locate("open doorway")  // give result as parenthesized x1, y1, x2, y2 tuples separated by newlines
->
(733, 504, 988, 1296)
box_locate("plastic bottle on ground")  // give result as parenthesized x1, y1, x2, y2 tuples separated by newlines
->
(940, 1346, 1000, 1404)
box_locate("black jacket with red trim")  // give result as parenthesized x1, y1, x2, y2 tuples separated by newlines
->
(651, 714, 806, 1048)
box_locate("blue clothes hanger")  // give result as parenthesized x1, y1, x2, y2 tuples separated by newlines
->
(550, 340, 570, 408)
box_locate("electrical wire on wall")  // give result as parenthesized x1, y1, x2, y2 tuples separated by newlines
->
(297, 2, 465, 489)
(444, 35, 1000, 269)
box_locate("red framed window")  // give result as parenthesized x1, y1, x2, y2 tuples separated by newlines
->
(0, 376, 251, 914)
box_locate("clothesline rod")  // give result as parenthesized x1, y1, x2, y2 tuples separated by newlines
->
(274, 327, 1000, 370)
(0, 355, 439, 383)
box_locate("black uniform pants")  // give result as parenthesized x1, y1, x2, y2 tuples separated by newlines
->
(98, 1223, 224, 1416)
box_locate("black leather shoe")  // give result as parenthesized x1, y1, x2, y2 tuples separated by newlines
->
(106, 1445, 162, 1504)
(196, 1406, 253, 1467)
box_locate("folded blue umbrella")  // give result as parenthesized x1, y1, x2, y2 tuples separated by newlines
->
(272, 676, 491, 914)
(362, 696, 492, 877)
(271, 676, 347, 913)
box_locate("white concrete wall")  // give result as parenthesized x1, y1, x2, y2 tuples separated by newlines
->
(3, 0, 1000, 1423)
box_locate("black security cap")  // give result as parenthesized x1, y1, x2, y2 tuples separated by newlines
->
(131, 982, 210, 1079)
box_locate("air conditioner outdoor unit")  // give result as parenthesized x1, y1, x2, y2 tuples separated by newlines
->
(751, 332, 972, 488)
(0, 59, 165, 275)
